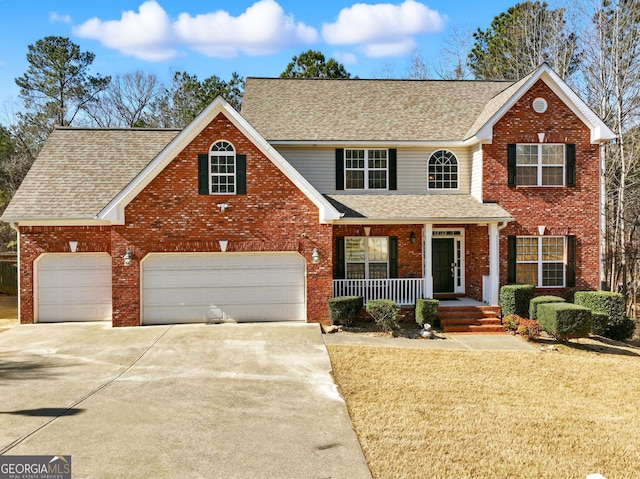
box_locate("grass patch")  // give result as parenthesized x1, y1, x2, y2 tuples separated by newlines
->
(327, 345, 640, 479)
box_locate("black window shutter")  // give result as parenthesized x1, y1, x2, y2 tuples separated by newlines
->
(507, 144, 516, 187)
(389, 149, 397, 190)
(389, 236, 398, 278)
(236, 154, 247, 195)
(566, 144, 576, 187)
(335, 236, 345, 279)
(507, 236, 517, 283)
(198, 153, 209, 195)
(567, 235, 576, 287)
(335, 149, 344, 191)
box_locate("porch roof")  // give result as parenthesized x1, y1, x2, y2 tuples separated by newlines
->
(325, 194, 514, 223)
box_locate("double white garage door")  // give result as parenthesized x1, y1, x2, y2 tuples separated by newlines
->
(36, 252, 305, 324)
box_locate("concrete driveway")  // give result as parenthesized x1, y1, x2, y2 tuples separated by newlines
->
(0, 322, 372, 479)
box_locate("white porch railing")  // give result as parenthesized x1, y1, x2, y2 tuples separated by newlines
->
(333, 278, 424, 306)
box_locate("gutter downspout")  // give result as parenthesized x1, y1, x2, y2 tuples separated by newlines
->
(9, 222, 19, 322)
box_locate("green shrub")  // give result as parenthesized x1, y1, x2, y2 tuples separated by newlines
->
(537, 303, 592, 341)
(574, 291, 633, 340)
(327, 296, 363, 326)
(366, 299, 399, 333)
(502, 314, 523, 332)
(500, 284, 535, 317)
(415, 299, 439, 327)
(517, 318, 541, 341)
(590, 312, 609, 336)
(529, 295, 565, 320)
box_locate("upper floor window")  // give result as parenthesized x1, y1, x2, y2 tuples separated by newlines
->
(428, 150, 458, 189)
(345, 149, 388, 190)
(210, 141, 236, 194)
(508, 143, 576, 187)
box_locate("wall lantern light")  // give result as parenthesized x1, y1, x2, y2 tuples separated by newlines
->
(219, 240, 228, 252)
(123, 250, 132, 266)
(69, 241, 78, 253)
(409, 232, 416, 244)
(311, 247, 320, 264)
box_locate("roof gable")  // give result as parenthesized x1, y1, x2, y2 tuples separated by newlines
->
(469, 64, 616, 143)
(98, 97, 341, 224)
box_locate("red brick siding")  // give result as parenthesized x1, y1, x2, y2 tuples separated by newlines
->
(332, 224, 423, 279)
(483, 79, 600, 294)
(18, 226, 112, 323)
(113, 113, 332, 325)
(465, 224, 489, 301)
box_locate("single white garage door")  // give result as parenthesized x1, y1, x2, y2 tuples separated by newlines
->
(36, 253, 112, 322)
(142, 253, 305, 324)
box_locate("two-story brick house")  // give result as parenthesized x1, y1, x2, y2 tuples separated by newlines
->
(2, 64, 614, 327)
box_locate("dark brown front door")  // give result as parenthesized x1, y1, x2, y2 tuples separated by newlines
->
(432, 238, 455, 293)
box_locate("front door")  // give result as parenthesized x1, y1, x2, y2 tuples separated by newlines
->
(432, 238, 455, 293)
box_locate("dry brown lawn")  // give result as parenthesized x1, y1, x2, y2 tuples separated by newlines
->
(327, 344, 640, 479)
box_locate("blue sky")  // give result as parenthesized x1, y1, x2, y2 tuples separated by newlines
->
(0, 0, 518, 112)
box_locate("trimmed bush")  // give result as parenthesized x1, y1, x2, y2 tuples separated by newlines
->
(590, 312, 609, 336)
(500, 284, 535, 317)
(415, 299, 439, 327)
(574, 291, 633, 340)
(327, 296, 363, 327)
(502, 314, 522, 333)
(517, 319, 541, 341)
(366, 299, 399, 333)
(529, 295, 565, 320)
(537, 303, 592, 341)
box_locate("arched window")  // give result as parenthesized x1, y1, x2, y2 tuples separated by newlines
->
(428, 150, 458, 189)
(209, 140, 236, 194)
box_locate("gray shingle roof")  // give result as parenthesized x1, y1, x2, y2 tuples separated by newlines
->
(326, 194, 513, 222)
(241, 77, 515, 142)
(2, 128, 179, 220)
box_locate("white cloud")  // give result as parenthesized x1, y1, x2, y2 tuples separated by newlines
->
(333, 51, 358, 65)
(175, 0, 317, 57)
(50, 12, 71, 23)
(74, 1, 177, 61)
(322, 0, 445, 57)
(73, 0, 316, 61)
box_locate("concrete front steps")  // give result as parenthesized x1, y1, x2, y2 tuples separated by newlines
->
(438, 305, 505, 333)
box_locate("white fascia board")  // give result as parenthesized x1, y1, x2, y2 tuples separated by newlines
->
(98, 96, 341, 224)
(268, 140, 469, 148)
(473, 65, 616, 144)
(332, 216, 514, 225)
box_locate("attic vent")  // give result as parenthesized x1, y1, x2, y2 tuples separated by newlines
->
(532, 97, 548, 113)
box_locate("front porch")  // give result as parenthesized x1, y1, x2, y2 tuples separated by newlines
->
(332, 280, 504, 333)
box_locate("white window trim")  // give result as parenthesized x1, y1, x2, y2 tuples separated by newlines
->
(516, 143, 565, 187)
(209, 140, 236, 195)
(344, 148, 389, 191)
(517, 236, 566, 288)
(345, 236, 389, 279)
(427, 149, 460, 191)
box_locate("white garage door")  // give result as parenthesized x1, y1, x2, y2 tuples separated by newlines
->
(36, 253, 112, 322)
(142, 253, 305, 324)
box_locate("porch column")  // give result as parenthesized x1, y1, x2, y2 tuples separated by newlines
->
(423, 224, 433, 298)
(489, 222, 500, 305)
